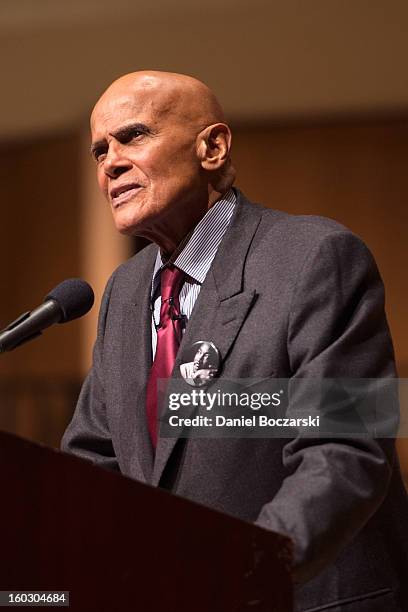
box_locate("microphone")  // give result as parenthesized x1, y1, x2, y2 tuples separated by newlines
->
(0, 278, 94, 353)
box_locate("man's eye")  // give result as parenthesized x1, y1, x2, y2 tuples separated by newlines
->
(93, 149, 107, 162)
(123, 130, 144, 143)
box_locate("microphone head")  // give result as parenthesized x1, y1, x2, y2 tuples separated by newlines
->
(45, 278, 94, 323)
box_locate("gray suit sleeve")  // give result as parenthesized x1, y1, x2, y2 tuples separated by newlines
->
(255, 230, 397, 584)
(61, 273, 120, 472)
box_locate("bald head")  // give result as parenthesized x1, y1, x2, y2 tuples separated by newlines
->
(90, 70, 235, 254)
(92, 70, 226, 132)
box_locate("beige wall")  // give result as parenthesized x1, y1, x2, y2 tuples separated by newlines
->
(0, 133, 82, 379)
(0, 134, 82, 445)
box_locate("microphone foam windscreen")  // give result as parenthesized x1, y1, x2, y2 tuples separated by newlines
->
(45, 278, 95, 323)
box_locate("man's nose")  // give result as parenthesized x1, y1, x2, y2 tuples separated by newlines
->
(104, 142, 132, 178)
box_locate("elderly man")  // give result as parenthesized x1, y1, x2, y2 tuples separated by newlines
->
(62, 71, 408, 611)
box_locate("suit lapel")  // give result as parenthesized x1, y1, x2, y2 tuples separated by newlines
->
(119, 246, 156, 483)
(152, 193, 263, 486)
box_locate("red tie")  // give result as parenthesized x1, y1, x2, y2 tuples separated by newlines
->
(146, 265, 185, 449)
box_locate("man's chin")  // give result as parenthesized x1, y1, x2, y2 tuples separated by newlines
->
(112, 210, 140, 235)
(114, 219, 146, 238)
(112, 206, 149, 238)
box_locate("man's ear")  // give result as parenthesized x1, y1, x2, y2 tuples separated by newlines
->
(196, 123, 232, 170)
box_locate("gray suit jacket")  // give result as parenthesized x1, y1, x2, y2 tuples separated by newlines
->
(62, 191, 408, 611)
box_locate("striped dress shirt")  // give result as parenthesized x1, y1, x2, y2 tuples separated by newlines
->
(151, 189, 237, 358)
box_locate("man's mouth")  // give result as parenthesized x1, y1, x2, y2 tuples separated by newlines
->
(110, 183, 142, 206)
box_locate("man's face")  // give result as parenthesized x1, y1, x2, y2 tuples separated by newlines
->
(90, 83, 204, 241)
(193, 343, 211, 371)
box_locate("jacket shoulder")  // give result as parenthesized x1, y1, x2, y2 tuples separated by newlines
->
(238, 191, 348, 235)
(235, 190, 365, 251)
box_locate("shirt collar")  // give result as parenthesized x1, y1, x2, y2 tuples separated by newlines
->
(151, 189, 237, 293)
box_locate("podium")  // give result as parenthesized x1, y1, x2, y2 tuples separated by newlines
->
(0, 431, 293, 611)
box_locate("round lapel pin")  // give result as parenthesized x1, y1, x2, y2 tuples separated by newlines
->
(180, 340, 220, 387)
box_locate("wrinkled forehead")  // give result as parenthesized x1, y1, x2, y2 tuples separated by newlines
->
(91, 83, 188, 137)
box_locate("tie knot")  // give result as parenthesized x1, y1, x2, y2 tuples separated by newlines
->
(160, 265, 185, 301)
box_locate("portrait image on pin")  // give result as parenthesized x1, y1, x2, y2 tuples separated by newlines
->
(180, 341, 220, 387)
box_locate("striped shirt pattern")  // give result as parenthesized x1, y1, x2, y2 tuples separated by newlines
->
(151, 189, 237, 357)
